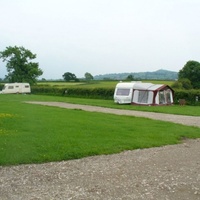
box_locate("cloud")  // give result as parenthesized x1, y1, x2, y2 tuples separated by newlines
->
(0, 0, 200, 79)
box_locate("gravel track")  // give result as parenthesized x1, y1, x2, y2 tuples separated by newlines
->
(26, 101, 200, 127)
(1, 101, 200, 200)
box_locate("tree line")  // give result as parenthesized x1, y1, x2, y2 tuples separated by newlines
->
(62, 72, 93, 82)
(0, 45, 200, 89)
(0, 46, 94, 84)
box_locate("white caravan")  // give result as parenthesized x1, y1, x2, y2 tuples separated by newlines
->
(114, 82, 141, 104)
(0, 83, 31, 94)
(114, 81, 174, 105)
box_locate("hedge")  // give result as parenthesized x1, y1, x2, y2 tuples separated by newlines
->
(0, 84, 3, 90)
(31, 86, 200, 105)
(31, 86, 114, 100)
(173, 89, 200, 106)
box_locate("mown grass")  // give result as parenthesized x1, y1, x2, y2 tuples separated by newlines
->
(0, 94, 200, 166)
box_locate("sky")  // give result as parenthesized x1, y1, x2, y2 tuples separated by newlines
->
(0, 0, 200, 79)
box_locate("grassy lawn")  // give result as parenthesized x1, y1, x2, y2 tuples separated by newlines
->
(0, 94, 200, 166)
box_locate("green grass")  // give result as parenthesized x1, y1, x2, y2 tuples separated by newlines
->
(38, 80, 175, 88)
(38, 80, 118, 88)
(0, 94, 200, 166)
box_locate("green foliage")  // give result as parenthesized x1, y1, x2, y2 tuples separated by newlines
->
(0, 46, 43, 85)
(63, 88, 114, 99)
(179, 60, 200, 89)
(174, 89, 200, 105)
(37, 80, 175, 88)
(84, 72, 93, 81)
(126, 74, 134, 81)
(0, 94, 200, 166)
(31, 86, 114, 99)
(171, 80, 182, 89)
(0, 83, 3, 90)
(171, 78, 193, 90)
(31, 86, 64, 95)
(62, 72, 79, 82)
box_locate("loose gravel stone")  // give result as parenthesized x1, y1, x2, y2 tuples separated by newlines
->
(1, 139, 200, 200)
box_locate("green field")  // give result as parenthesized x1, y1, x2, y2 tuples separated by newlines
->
(38, 80, 175, 88)
(0, 94, 200, 166)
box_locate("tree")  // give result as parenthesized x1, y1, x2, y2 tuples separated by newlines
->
(179, 78, 193, 90)
(62, 72, 79, 82)
(179, 60, 200, 89)
(84, 72, 93, 81)
(126, 74, 134, 81)
(171, 78, 193, 90)
(0, 46, 43, 85)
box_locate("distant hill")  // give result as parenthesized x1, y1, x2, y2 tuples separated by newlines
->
(94, 69, 178, 80)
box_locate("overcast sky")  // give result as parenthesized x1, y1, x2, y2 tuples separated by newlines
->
(0, 0, 200, 79)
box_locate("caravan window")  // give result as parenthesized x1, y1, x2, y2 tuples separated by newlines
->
(25, 85, 30, 88)
(8, 86, 14, 89)
(159, 91, 166, 104)
(138, 91, 148, 103)
(159, 90, 172, 104)
(166, 89, 172, 103)
(116, 89, 130, 96)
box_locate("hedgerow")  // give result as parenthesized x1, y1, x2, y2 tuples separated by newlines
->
(31, 86, 114, 100)
(0, 84, 3, 90)
(173, 89, 200, 105)
(31, 86, 200, 105)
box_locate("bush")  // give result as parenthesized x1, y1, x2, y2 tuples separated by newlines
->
(171, 78, 193, 90)
(0, 84, 4, 90)
(174, 89, 200, 105)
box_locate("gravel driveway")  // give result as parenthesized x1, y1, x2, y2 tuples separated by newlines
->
(1, 102, 200, 200)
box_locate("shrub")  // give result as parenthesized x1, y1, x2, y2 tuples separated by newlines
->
(171, 78, 193, 90)
(174, 89, 200, 105)
(0, 84, 4, 90)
